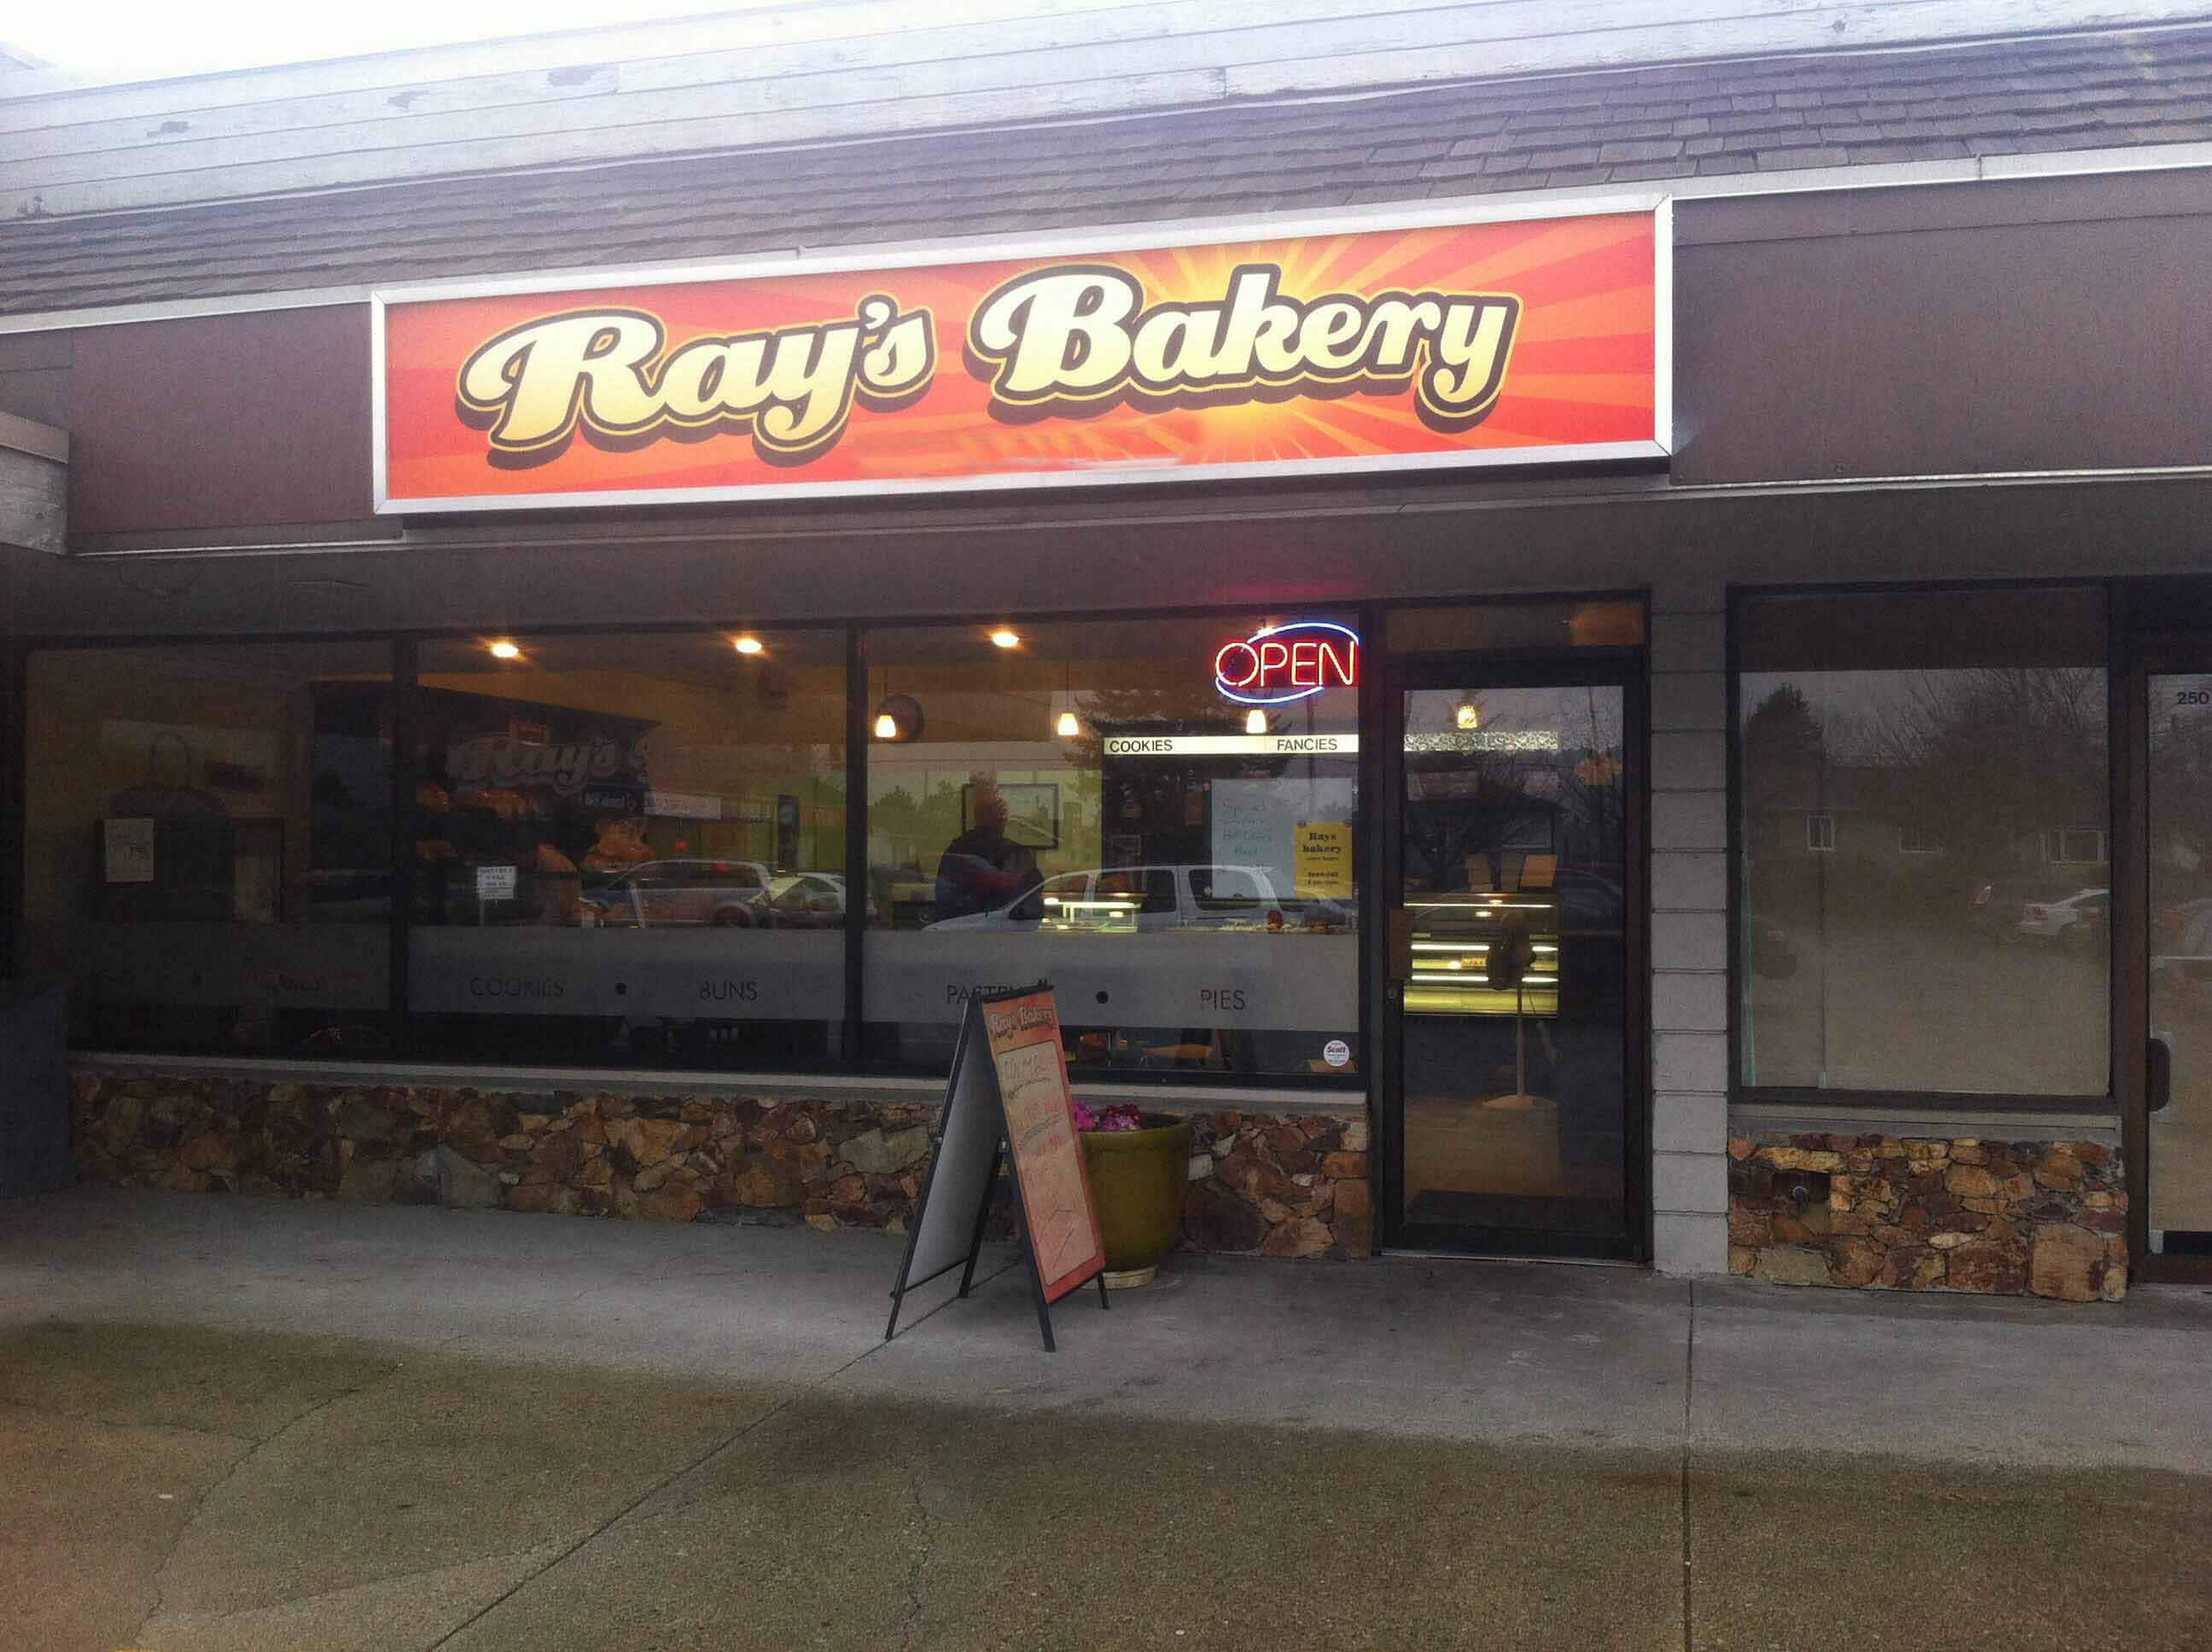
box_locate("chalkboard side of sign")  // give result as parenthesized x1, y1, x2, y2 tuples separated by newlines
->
(883, 991, 999, 1341)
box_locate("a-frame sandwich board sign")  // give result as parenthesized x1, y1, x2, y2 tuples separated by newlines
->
(884, 982, 1109, 1352)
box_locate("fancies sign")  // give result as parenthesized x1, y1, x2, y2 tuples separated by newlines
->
(374, 201, 1668, 513)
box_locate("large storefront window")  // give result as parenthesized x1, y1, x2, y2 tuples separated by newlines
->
(406, 631, 847, 1067)
(861, 616, 1359, 1076)
(22, 643, 395, 1055)
(19, 617, 1367, 1081)
(1736, 588, 2110, 1096)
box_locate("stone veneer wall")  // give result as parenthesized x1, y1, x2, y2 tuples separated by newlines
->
(1184, 1110, 1371, 1258)
(1728, 1133, 2128, 1301)
(67, 1067, 1371, 1258)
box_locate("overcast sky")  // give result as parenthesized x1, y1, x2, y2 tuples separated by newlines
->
(3, 2, 743, 82)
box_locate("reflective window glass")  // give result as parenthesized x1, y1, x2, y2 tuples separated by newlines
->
(1736, 588, 2109, 1095)
(862, 615, 1359, 1076)
(407, 631, 847, 1067)
(2150, 672, 2212, 1255)
(1388, 600, 1644, 654)
(22, 643, 395, 1056)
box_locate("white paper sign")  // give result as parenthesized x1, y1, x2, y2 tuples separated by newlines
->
(1210, 777, 1355, 889)
(103, 817, 155, 884)
(474, 864, 519, 900)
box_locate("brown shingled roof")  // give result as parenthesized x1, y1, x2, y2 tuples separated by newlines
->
(7, 21, 2212, 317)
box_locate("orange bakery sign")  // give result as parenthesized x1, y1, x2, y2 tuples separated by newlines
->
(372, 201, 1669, 513)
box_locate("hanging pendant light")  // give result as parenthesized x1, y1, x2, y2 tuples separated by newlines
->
(872, 668, 922, 742)
(1054, 656, 1080, 737)
(1244, 707, 1268, 735)
(1456, 701, 1480, 731)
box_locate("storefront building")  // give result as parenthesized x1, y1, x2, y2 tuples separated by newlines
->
(5, 9, 2212, 1296)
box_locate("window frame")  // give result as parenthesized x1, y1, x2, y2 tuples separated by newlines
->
(2044, 826, 2108, 865)
(1803, 812, 1836, 853)
(1726, 578, 2122, 1116)
(1895, 822, 1943, 856)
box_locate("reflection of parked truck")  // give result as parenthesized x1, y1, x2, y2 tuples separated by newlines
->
(928, 864, 1353, 933)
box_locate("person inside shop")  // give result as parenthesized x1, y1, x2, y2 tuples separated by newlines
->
(933, 789, 1043, 922)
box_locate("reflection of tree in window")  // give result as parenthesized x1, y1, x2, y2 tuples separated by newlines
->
(1403, 689, 1621, 896)
(1862, 667, 2105, 888)
(1739, 626, 2110, 1094)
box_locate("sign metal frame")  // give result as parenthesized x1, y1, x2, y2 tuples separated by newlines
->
(371, 194, 1673, 515)
(884, 981, 1109, 1352)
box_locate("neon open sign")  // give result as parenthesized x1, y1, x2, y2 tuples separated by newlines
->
(1213, 620, 1361, 706)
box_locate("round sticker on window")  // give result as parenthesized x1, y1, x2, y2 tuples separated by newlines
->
(1322, 1038, 1352, 1068)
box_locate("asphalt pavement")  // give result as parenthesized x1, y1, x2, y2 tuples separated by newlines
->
(3, 1187, 2209, 1650)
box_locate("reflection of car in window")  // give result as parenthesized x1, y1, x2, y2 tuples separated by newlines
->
(579, 859, 773, 927)
(761, 873, 873, 928)
(2016, 887, 2110, 948)
(581, 864, 872, 928)
(1965, 876, 2081, 943)
(927, 864, 1353, 933)
(2155, 897, 2212, 981)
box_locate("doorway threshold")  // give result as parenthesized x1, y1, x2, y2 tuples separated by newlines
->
(1381, 1248, 1644, 1268)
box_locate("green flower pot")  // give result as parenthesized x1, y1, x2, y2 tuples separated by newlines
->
(1078, 1116, 1193, 1283)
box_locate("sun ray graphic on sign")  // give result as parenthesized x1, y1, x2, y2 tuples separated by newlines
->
(378, 210, 1658, 509)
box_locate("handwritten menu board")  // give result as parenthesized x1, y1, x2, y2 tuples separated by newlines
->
(981, 991, 1105, 1304)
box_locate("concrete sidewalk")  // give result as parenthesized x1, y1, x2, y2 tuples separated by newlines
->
(3, 1188, 2209, 1650)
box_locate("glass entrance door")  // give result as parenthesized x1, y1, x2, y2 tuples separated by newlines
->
(2148, 668, 2212, 1260)
(1381, 668, 1640, 1258)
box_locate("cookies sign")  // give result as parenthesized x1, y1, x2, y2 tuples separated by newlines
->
(375, 201, 1668, 512)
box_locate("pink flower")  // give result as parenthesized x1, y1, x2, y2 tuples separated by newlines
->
(1072, 1100, 1147, 1131)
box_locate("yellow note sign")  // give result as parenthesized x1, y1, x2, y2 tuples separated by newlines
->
(1294, 822, 1353, 899)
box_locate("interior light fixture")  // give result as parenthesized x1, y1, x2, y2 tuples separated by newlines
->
(732, 635, 765, 656)
(487, 639, 521, 660)
(873, 687, 923, 742)
(1455, 701, 1480, 731)
(1244, 707, 1268, 735)
(1054, 657, 1080, 737)
(989, 629, 1022, 649)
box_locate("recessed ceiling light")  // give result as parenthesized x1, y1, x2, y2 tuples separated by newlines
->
(487, 640, 521, 660)
(733, 636, 765, 656)
(989, 629, 1021, 649)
